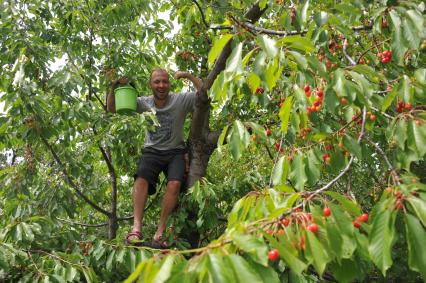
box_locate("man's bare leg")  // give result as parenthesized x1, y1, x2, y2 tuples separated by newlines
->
(129, 177, 149, 240)
(153, 180, 181, 241)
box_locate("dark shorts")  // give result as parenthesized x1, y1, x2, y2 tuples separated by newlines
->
(133, 147, 186, 195)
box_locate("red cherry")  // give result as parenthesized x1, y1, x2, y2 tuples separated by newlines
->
(358, 213, 369, 223)
(274, 143, 283, 152)
(307, 223, 318, 233)
(377, 52, 383, 58)
(256, 87, 264, 94)
(341, 97, 347, 104)
(359, 58, 365, 64)
(395, 199, 404, 210)
(415, 120, 422, 126)
(266, 128, 271, 136)
(281, 218, 290, 226)
(304, 85, 310, 92)
(323, 207, 331, 217)
(353, 220, 361, 229)
(277, 229, 285, 236)
(268, 249, 280, 261)
(369, 114, 376, 121)
(305, 90, 311, 97)
(317, 89, 324, 98)
(266, 229, 274, 235)
(322, 153, 330, 162)
(404, 103, 412, 110)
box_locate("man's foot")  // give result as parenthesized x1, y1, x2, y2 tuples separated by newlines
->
(151, 235, 169, 249)
(126, 231, 143, 245)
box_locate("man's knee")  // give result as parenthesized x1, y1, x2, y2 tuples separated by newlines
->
(166, 180, 181, 195)
(134, 177, 149, 192)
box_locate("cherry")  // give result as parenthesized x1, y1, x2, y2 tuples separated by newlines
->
(322, 153, 330, 163)
(266, 128, 271, 136)
(268, 249, 280, 262)
(404, 103, 412, 110)
(305, 90, 311, 97)
(317, 89, 324, 98)
(256, 87, 264, 94)
(395, 199, 404, 210)
(369, 114, 377, 121)
(266, 229, 274, 236)
(299, 236, 305, 250)
(281, 218, 290, 226)
(353, 220, 361, 229)
(415, 120, 422, 126)
(323, 207, 331, 217)
(304, 84, 310, 92)
(325, 144, 333, 151)
(341, 97, 347, 104)
(358, 213, 369, 223)
(277, 229, 285, 236)
(274, 143, 283, 152)
(307, 223, 318, 233)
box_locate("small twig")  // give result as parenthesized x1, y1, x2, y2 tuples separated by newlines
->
(343, 38, 357, 66)
(357, 38, 391, 64)
(263, 143, 274, 160)
(191, 0, 209, 29)
(365, 136, 401, 185)
(56, 217, 108, 227)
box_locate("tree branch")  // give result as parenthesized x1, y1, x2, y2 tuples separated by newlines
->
(237, 21, 372, 36)
(40, 135, 110, 216)
(191, 0, 209, 29)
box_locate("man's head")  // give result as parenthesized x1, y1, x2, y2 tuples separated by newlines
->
(149, 68, 170, 101)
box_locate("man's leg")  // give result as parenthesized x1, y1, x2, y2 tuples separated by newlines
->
(131, 177, 150, 237)
(153, 180, 181, 241)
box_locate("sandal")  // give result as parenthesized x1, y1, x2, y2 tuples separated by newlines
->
(126, 231, 143, 246)
(150, 235, 169, 249)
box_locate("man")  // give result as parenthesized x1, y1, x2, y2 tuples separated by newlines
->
(107, 68, 202, 247)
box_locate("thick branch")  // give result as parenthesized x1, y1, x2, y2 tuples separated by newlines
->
(239, 21, 372, 36)
(40, 136, 110, 216)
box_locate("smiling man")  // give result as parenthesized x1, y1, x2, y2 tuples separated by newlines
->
(107, 68, 202, 247)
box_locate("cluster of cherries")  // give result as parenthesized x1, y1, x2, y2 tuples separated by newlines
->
(304, 85, 324, 113)
(385, 187, 406, 210)
(377, 50, 392, 63)
(267, 207, 333, 262)
(396, 100, 412, 113)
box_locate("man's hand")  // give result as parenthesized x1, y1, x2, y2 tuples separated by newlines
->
(175, 71, 203, 91)
(175, 71, 189, 80)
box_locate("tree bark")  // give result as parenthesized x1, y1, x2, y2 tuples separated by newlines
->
(184, 1, 267, 248)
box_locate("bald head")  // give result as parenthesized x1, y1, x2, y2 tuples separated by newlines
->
(149, 68, 169, 83)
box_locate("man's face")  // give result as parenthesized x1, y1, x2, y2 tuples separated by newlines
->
(149, 71, 170, 101)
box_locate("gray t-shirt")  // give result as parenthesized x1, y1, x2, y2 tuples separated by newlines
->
(136, 92, 196, 150)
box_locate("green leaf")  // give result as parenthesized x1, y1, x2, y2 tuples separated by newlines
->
(289, 153, 307, 191)
(152, 255, 176, 283)
(305, 149, 320, 186)
(408, 119, 426, 156)
(300, 0, 310, 27)
(225, 42, 243, 76)
(208, 254, 236, 282)
(246, 258, 280, 283)
(381, 86, 399, 112)
(394, 119, 408, 150)
(227, 254, 263, 283)
(329, 258, 363, 283)
(402, 18, 420, 49)
(288, 51, 308, 70)
(208, 34, 233, 68)
(305, 231, 330, 276)
(278, 95, 293, 136)
(257, 35, 278, 58)
(272, 156, 285, 186)
(405, 213, 426, 280)
(407, 196, 426, 227)
(368, 209, 397, 276)
(247, 72, 261, 94)
(351, 64, 384, 84)
(233, 233, 268, 266)
(342, 134, 362, 160)
(389, 11, 406, 65)
(326, 192, 361, 216)
(279, 36, 315, 53)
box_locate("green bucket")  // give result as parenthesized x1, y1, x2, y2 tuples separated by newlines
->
(114, 86, 137, 115)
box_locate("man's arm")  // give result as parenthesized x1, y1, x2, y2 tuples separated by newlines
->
(175, 71, 203, 92)
(106, 77, 130, 113)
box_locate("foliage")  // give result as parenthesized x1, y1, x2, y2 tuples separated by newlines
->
(1, 0, 426, 282)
